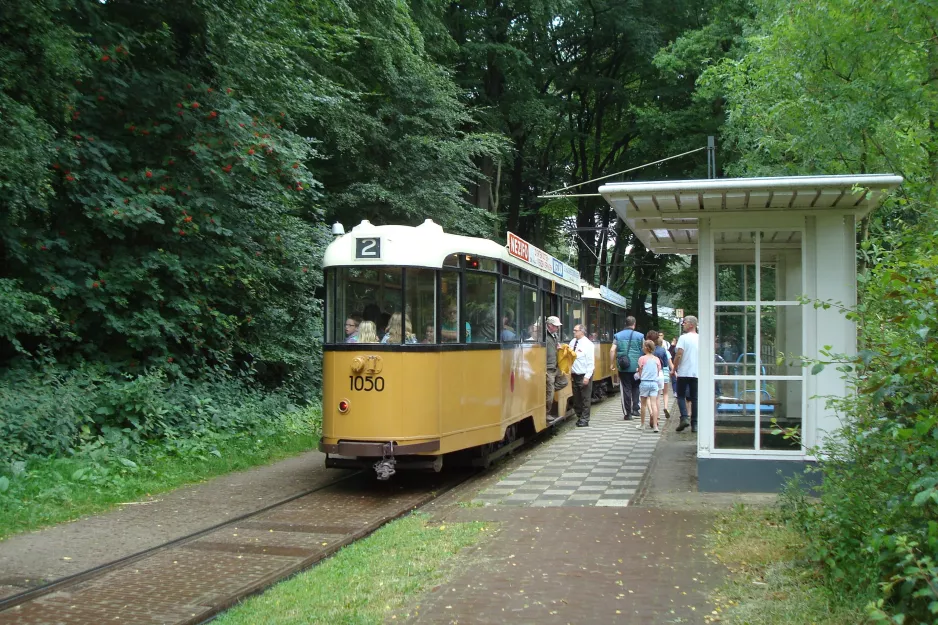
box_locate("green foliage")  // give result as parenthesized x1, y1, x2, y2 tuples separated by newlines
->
(0, 399, 321, 539)
(777, 206, 938, 625)
(704, 1, 938, 622)
(0, 362, 306, 460)
(1, 0, 502, 404)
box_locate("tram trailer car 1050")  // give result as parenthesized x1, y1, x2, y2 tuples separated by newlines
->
(320, 220, 630, 479)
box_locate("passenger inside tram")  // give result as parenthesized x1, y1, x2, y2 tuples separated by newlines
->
(377, 312, 391, 337)
(501, 311, 517, 341)
(357, 321, 379, 343)
(381, 312, 417, 344)
(441, 304, 467, 343)
(422, 324, 435, 344)
(345, 314, 362, 342)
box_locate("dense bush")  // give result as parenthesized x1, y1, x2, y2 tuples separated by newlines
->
(780, 219, 938, 624)
(0, 362, 304, 462)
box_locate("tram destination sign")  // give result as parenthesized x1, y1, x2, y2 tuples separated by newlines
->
(507, 232, 580, 284)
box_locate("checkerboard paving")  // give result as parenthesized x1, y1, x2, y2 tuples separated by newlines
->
(473, 398, 660, 507)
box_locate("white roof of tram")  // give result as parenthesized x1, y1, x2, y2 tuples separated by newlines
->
(598, 174, 903, 255)
(582, 284, 628, 309)
(323, 219, 583, 291)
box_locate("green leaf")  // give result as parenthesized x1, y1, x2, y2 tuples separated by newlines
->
(0, 476, 9, 493)
(810, 362, 825, 375)
(118, 458, 138, 469)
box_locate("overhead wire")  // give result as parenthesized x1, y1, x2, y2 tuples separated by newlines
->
(538, 146, 708, 198)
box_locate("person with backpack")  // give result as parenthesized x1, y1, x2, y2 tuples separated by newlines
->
(610, 316, 644, 420)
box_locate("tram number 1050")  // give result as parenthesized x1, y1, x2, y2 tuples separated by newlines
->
(349, 375, 385, 392)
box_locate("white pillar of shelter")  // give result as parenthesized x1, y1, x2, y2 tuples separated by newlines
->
(599, 175, 901, 492)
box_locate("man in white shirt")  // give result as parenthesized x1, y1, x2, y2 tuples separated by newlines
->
(672, 316, 700, 433)
(569, 324, 595, 427)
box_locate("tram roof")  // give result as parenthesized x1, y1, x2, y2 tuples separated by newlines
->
(598, 174, 903, 255)
(323, 219, 583, 291)
(581, 284, 628, 309)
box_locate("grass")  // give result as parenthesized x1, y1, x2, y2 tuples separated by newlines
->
(0, 407, 321, 541)
(216, 512, 490, 625)
(705, 504, 872, 625)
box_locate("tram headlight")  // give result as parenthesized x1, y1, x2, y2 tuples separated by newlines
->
(338, 400, 350, 414)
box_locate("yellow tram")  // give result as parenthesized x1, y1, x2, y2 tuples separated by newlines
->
(320, 220, 628, 477)
(580, 284, 630, 401)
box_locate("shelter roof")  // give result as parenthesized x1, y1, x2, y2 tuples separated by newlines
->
(598, 174, 903, 254)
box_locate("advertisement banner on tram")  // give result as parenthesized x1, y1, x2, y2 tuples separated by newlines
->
(506, 232, 580, 284)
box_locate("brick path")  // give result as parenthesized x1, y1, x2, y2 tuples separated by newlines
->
(393, 397, 726, 624)
(473, 399, 659, 507)
(396, 507, 721, 624)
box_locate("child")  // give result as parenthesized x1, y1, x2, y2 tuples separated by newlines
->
(636, 339, 662, 432)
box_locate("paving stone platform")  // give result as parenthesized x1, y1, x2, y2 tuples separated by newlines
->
(473, 399, 660, 507)
(396, 506, 722, 625)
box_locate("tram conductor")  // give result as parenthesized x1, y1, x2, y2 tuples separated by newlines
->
(569, 324, 595, 427)
(545, 315, 563, 420)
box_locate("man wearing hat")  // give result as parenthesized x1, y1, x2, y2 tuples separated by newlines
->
(545, 315, 564, 421)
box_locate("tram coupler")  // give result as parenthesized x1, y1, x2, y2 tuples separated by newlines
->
(374, 442, 397, 480)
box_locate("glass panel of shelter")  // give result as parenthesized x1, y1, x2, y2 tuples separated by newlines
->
(713, 229, 804, 452)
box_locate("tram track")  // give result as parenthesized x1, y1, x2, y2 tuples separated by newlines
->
(0, 469, 477, 625)
(0, 470, 365, 615)
(0, 405, 600, 625)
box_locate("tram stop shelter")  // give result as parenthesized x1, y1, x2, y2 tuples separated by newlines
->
(599, 174, 903, 491)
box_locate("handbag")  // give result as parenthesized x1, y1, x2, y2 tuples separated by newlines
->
(616, 333, 638, 373)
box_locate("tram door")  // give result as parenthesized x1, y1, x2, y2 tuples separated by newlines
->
(544, 290, 557, 324)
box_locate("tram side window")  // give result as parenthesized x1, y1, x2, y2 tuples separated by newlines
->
(501, 280, 520, 342)
(402, 268, 434, 345)
(325, 269, 335, 343)
(588, 301, 600, 341)
(521, 286, 540, 342)
(600, 304, 610, 341)
(572, 301, 583, 335)
(335, 267, 402, 343)
(440, 271, 461, 343)
(465, 272, 497, 343)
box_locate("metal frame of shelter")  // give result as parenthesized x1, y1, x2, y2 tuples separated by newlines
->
(599, 174, 903, 492)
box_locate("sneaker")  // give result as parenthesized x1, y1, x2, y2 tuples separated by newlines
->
(676, 419, 689, 432)
(691, 426, 698, 433)
(576, 420, 589, 427)
(635, 424, 643, 431)
(653, 427, 660, 433)
(623, 415, 633, 421)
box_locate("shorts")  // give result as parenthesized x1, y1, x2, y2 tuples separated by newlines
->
(639, 381, 659, 397)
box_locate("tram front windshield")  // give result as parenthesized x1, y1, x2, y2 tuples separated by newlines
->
(327, 261, 568, 346)
(330, 267, 435, 345)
